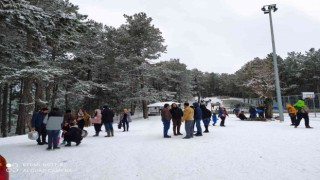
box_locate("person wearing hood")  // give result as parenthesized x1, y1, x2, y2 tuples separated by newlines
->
(193, 102, 203, 136)
(293, 99, 312, 128)
(286, 103, 296, 126)
(161, 103, 172, 138)
(169, 103, 183, 136)
(200, 104, 212, 133)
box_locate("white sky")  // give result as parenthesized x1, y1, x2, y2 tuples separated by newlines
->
(69, 0, 320, 74)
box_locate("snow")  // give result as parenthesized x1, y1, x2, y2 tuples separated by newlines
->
(1, 114, 320, 180)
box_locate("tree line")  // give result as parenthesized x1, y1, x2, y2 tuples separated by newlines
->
(1, 0, 319, 137)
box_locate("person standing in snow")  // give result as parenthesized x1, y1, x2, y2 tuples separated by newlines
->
(43, 107, 63, 150)
(218, 106, 228, 127)
(200, 104, 212, 133)
(102, 105, 115, 137)
(181, 102, 194, 139)
(76, 108, 90, 130)
(91, 108, 102, 136)
(211, 104, 218, 126)
(119, 108, 132, 132)
(286, 103, 296, 126)
(31, 107, 49, 145)
(193, 102, 203, 136)
(294, 99, 312, 128)
(161, 103, 172, 138)
(169, 103, 183, 136)
(257, 104, 265, 118)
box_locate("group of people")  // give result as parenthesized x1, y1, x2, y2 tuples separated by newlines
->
(234, 99, 313, 129)
(31, 105, 132, 150)
(286, 99, 312, 128)
(160, 102, 228, 139)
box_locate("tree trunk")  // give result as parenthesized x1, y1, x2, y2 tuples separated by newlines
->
(8, 85, 13, 133)
(1, 83, 8, 137)
(46, 82, 54, 108)
(51, 82, 58, 109)
(0, 84, 2, 136)
(142, 100, 148, 119)
(16, 78, 33, 135)
(34, 79, 45, 110)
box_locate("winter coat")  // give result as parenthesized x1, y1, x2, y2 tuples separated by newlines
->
(101, 107, 115, 123)
(43, 111, 64, 130)
(249, 107, 257, 117)
(31, 111, 47, 128)
(119, 112, 132, 122)
(193, 102, 202, 120)
(182, 106, 194, 121)
(286, 104, 296, 115)
(200, 104, 211, 119)
(294, 100, 309, 114)
(218, 108, 228, 118)
(161, 107, 172, 121)
(169, 107, 183, 120)
(64, 125, 83, 142)
(238, 113, 247, 120)
(91, 109, 102, 124)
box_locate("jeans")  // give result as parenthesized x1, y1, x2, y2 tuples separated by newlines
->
(185, 120, 194, 138)
(202, 118, 210, 126)
(220, 117, 226, 126)
(47, 130, 60, 148)
(104, 122, 113, 132)
(195, 119, 202, 133)
(289, 113, 297, 125)
(162, 119, 170, 137)
(212, 114, 218, 123)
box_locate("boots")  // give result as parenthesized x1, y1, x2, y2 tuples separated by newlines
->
(105, 131, 111, 137)
(203, 125, 209, 133)
(173, 127, 177, 136)
(306, 126, 313, 128)
(111, 130, 114, 136)
(93, 132, 99, 137)
(212, 122, 216, 126)
(177, 125, 183, 135)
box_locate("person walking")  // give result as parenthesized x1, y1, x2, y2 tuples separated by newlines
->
(200, 104, 212, 133)
(91, 108, 102, 136)
(294, 100, 313, 128)
(31, 107, 49, 145)
(102, 105, 115, 137)
(193, 102, 203, 136)
(169, 103, 183, 136)
(119, 109, 132, 132)
(218, 106, 228, 127)
(161, 103, 172, 138)
(43, 107, 63, 150)
(286, 103, 296, 126)
(181, 102, 194, 139)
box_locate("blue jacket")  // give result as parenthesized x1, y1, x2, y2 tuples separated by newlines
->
(193, 102, 202, 120)
(31, 111, 47, 128)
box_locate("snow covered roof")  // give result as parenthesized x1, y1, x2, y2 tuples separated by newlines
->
(147, 102, 180, 108)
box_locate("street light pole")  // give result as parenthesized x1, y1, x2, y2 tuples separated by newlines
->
(262, 4, 284, 122)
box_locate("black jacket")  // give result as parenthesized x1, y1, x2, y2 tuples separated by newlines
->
(64, 126, 82, 142)
(200, 104, 212, 119)
(102, 107, 115, 123)
(170, 107, 183, 119)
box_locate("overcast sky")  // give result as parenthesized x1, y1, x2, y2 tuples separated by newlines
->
(69, 0, 320, 74)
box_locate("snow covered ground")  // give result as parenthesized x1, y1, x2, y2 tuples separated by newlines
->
(1, 114, 320, 180)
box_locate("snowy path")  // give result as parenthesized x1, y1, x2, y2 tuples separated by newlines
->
(1, 115, 320, 180)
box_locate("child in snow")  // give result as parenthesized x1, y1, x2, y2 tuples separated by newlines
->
(249, 106, 257, 119)
(286, 103, 296, 126)
(238, 111, 248, 120)
(218, 106, 228, 127)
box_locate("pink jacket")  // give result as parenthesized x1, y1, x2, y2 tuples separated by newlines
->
(91, 109, 102, 124)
